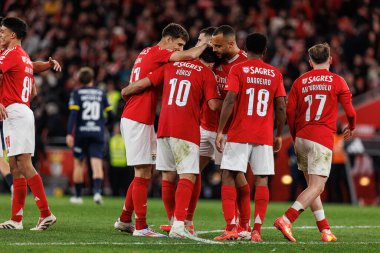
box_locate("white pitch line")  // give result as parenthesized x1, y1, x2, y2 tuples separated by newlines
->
(196, 225, 380, 235)
(5, 241, 380, 246)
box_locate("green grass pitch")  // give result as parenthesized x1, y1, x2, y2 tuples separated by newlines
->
(0, 195, 379, 252)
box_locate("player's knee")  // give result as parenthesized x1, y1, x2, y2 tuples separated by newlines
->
(134, 165, 152, 179)
(162, 171, 177, 182)
(179, 173, 196, 183)
(254, 175, 268, 186)
(221, 169, 236, 185)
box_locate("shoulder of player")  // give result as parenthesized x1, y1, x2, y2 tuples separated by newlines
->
(229, 61, 246, 73)
(239, 50, 248, 59)
(152, 45, 173, 54)
(1, 46, 19, 58)
(330, 72, 345, 83)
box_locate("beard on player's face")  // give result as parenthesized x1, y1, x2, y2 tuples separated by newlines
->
(217, 49, 230, 60)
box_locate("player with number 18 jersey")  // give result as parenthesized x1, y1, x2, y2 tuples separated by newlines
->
(225, 60, 285, 145)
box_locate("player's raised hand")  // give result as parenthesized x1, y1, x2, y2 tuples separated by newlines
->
(343, 127, 353, 140)
(273, 136, 282, 153)
(0, 103, 7, 120)
(215, 132, 225, 153)
(49, 57, 62, 72)
(66, 134, 74, 148)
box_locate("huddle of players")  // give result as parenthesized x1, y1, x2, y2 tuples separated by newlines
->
(0, 16, 356, 242)
(113, 23, 356, 243)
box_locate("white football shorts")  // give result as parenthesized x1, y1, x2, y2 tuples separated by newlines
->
(120, 118, 156, 166)
(221, 142, 274, 175)
(3, 103, 35, 157)
(156, 137, 199, 174)
(295, 137, 332, 177)
(199, 126, 223, 165)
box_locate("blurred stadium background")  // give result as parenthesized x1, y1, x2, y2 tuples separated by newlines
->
(0, 0, 379, 205)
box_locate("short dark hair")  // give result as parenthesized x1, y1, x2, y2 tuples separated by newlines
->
(246, 33, 267, 55)
(162, 23, 189, 42)
(200, 46, 218, 63)
(308, 43, 330, 64)
(213, 25, 235, 37)
(1, 17, 28, 40)
(78, 67, 94, 85)
(199, 27, 216, 37)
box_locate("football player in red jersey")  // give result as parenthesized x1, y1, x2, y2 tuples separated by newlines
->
(122, 47, 221, 238)
(114, 23, 209, 237)
(0, 17, 56, 231)
(207, 25, 253, 240)
(0, 16, 61, 199)
(274, 43, 356, 242)
(215, 33, 286, 241)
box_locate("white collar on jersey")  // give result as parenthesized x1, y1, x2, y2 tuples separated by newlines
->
(227, 53, 240, 63)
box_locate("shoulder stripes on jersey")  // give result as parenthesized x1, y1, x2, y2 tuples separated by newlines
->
(2, 47, 17, 56)
(69, 105, 80, 110)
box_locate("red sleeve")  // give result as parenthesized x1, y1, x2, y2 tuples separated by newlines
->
(338, 77, 356, 130)
(203, 70, 221, 101)
(225, 65, 240, 94)
(275, 72, 286, 97)
(147, 65, 165, 87)
(0, 50, 17, 73)
(155, 48, 174, 64)
(286, 81, 298, 141)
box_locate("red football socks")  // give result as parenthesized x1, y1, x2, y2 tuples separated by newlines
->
(222, 185, 237, 231)
(132, 177, 150, 230)
(186, 174, 201, 221)
(317, 218, 331, 232)
(162, 180, 176, 222)
(120, 180, 134, 223)
(284, 207, 301, 223)
(174, 179, 194, 221)
(253, 185, 269, 233)
(27, 174, 51, 218)
(11, 178, 27, 222)
(237, 184, 251, 230)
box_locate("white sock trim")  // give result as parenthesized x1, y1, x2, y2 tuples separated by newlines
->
(313, 209, 325, 221)
(291, 201, 305, 211)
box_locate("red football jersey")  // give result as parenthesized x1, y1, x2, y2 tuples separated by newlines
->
(0, 46, 35, 108)
(287, 69, 356, 150)
(121, 45, 174, 124)
(224, 59, 286, 145)
(200, 50, 247, 132)
(148, 60, 220, 145)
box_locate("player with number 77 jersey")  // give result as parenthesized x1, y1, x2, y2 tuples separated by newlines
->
(274, 43, 356, 243)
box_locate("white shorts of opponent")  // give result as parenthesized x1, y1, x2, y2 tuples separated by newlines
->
(221, 142, 274, 175)
(120, 118, 156, 166)
(199, 126, 223, 165)
(294, 137, 332, 177)
(3, 103, 35, 157)
(156, 137, 199, 175)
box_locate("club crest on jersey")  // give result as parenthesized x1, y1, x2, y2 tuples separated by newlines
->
(302, 78, 308, 84)
(243, 67, 249, 73)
